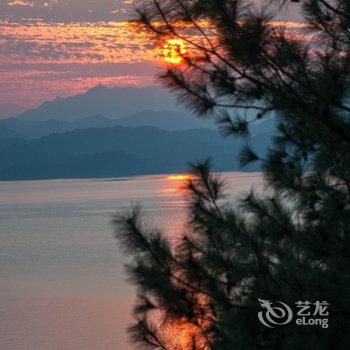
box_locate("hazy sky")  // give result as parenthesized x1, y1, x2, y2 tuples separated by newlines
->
(0, 0, 135, 22)
(0, 0, 302, 107)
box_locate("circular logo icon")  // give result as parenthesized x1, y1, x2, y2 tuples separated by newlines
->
(258, 299, 293, 328)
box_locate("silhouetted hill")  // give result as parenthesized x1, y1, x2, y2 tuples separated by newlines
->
(0, 114, 116, 139)
(18, 86, 182, 122)
(0, 138, 26, 151)
(0, 118, 65, 139)
(0, 126, 272, 180)
(0, 125, 23, 139)
(116, 110, 216, 131)
(0, 151, 145, 181)
(0, 103, 26, 119)
(1, 111, 214, 139)
(1, 110, 275, 140)
(70, 114, 115, 129)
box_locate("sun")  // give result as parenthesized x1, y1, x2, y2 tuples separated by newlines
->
(162, 39, 187, 64)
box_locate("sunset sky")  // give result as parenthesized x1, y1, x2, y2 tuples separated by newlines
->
(0, 0, 303, 107)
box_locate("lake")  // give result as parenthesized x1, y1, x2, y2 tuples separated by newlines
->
(0, 172, 263, 350)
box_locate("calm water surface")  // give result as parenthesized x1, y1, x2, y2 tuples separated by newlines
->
(0, 172, 263, 350)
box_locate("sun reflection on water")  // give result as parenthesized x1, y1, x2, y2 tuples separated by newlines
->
(167, 174, 195, 181)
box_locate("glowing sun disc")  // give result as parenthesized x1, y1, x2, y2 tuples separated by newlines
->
(162, 39, 187, 64)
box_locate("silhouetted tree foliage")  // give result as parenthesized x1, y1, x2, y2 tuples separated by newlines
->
(114, 1, 350, 348)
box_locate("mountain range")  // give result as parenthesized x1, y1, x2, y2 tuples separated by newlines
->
(0, 103, 26, 120)
(0, 85, 275, 180)
(0, 126, 271, 180)
(17, 85, 183, 121)
(0, 110, 274, 140)
(0, 111, 219, 139)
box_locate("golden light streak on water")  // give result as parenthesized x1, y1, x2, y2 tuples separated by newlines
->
(167, 174, 194, 181)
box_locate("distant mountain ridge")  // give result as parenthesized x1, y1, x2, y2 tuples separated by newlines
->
(0, 126, 272, 180)
(116, 110, 216, 130)
(0, 85, 276, 180)
(0, 151, 144, 181)
(0, 111, 217, 139)
(0, 114, 116, 139)
(0, 103, 26, 120)
(0, 111, 275, 140)
(18, 85, 183, 122)
(0, 124, 23, 139)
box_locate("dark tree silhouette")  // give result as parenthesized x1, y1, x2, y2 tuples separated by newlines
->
(114, 1, 350, 349)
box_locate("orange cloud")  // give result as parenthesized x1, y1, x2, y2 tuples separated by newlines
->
(0, 20, 159, 65)
(0, 18, 312, 106)
(8, 0, 35, 6)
